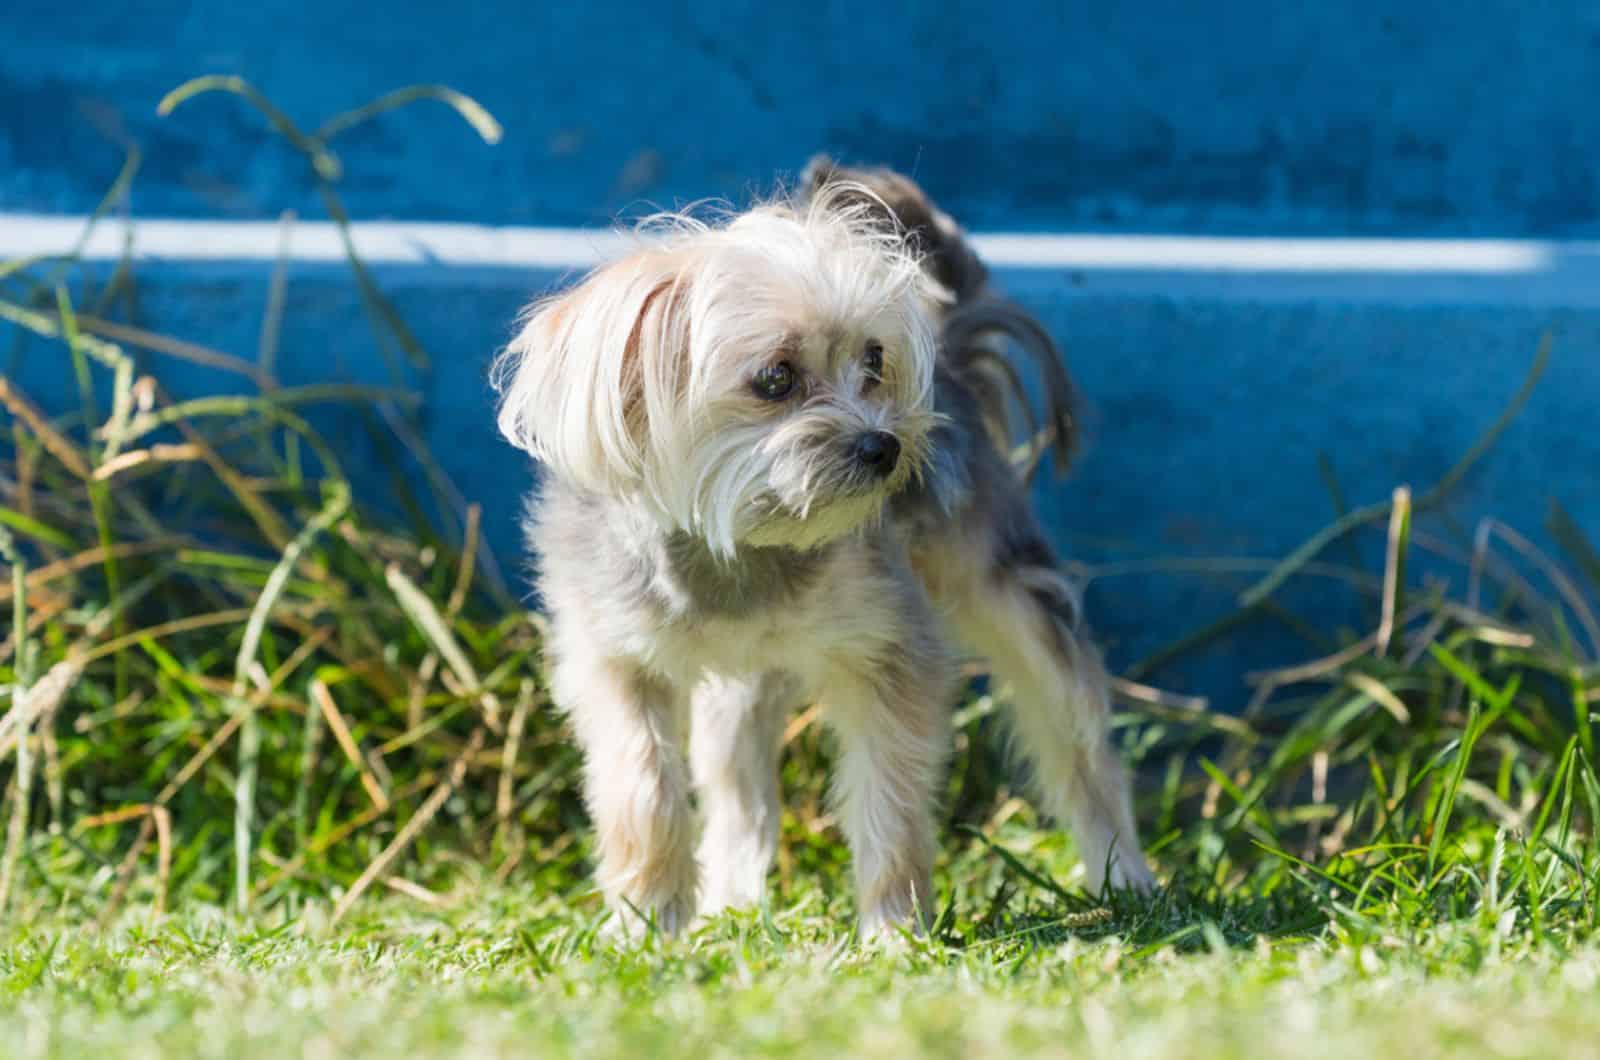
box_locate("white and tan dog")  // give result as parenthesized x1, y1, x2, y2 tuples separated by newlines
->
(494, 162, 1153, 939)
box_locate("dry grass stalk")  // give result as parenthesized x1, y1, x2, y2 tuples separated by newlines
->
(331, 728, 485, 925)
(311, 679, 390, 811)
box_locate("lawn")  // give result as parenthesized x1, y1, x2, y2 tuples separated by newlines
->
(3, 80, 1600, 1059)
(6, 879, 1600, 1060)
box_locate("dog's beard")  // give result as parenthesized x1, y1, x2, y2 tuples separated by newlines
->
(709, 452, 904, 553)
(659, 417, 924, 555)
(740, 490, 891, 551)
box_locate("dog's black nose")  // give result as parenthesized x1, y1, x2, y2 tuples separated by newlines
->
(851, 431, 901, 476)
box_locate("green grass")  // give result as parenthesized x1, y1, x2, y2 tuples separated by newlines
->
(6, 882, 1600, 1060)
(3, 79, 1600, 1058)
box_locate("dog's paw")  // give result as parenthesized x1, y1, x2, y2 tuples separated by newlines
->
(1098, 850, 1157, 898)
(599, 896, 695, 946)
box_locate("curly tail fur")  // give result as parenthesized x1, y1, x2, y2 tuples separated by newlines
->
(940, 297, 1080, 480)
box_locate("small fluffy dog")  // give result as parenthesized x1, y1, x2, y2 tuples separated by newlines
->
(494, 158, 1153, 938)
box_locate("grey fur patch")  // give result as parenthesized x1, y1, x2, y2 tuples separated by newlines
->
(530, 482, 831, 623)
(657, 530, 832, 619)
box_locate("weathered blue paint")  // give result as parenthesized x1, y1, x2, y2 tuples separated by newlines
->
(6, 1, 1600, 234)
(6, 1, 1600, 699)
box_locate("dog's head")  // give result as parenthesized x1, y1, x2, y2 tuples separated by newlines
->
(494, 187, 941, 555)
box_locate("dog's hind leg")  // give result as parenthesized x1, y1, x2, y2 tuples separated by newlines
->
(690, 671, 796, 917)
(928, 521, 1154, 896)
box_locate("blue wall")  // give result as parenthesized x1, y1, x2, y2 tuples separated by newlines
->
(7, 1, 1600, 234)
(5, 2, 1600, 700)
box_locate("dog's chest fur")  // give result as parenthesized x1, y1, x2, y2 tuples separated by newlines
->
(653, 532, 829, 620)
(532, 485, 918, 689)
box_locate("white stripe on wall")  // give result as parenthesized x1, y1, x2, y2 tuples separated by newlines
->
(0, 212, 1578, 274)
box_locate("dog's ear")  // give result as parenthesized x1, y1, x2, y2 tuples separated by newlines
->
(495, 249, 689, 492)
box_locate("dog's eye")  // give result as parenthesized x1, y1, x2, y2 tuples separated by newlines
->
(752, 361, 797, 401)
(863, 340, 884, 389)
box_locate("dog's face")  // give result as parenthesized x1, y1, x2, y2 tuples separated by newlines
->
(495, 188, 941, 554)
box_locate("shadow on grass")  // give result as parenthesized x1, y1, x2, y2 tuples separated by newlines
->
(950, 864, 1327, 956)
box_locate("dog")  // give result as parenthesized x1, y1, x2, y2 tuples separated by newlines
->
(493, 160, 1153, 939)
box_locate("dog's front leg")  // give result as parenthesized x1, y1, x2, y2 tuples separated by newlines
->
(559, 653, 697, 938)
(690, 671, 796, 918)
(822, 657, 953, 938)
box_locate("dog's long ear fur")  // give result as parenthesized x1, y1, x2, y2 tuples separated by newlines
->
(494, 250, 689, 493)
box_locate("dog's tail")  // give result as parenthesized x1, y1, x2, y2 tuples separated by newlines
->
(801, 155, 1080, 479)
(939, 297, 1080, 481)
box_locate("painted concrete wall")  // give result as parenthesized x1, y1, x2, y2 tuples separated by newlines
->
(5, 2, 1599, 699)
(7, 1, 1600, 234)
